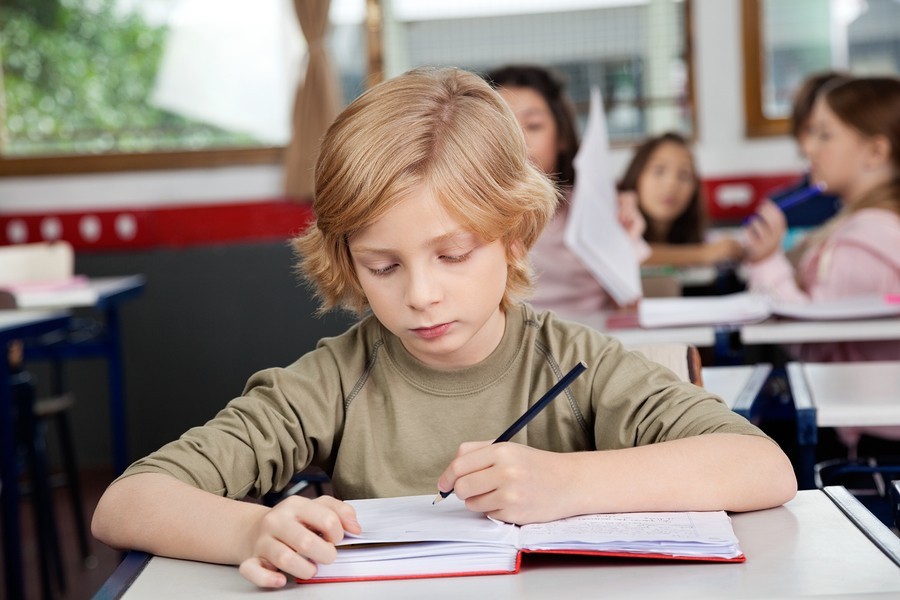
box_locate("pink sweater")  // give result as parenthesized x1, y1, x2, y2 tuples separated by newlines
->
(529, 202, 650, 314)
(747, 207, 900, 447)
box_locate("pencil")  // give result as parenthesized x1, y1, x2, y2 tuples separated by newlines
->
(433, 361, 589, 504)
(742, 182, 826, 225)
(774, 182, 826, 211)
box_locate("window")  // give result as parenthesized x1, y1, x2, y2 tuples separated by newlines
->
(383, 0, 694, 145)
(743, 0, 900, 137)
(0, 0, 365, 175)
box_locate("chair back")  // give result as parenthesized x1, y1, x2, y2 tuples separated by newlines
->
(0, 241, 74, 286)
(628, 343, 703, 386)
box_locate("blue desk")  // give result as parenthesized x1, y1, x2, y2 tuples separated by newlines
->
(14, 275, 145, 474)
(1, 309, 72, 600)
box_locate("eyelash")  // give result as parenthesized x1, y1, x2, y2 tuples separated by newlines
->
(365, 250, 474, 277)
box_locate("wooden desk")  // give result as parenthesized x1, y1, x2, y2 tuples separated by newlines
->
(0, 309, 71, 600)
(98, 489, 900, 599)
(12, 275, 145, 474)
(701, 363, 772, 418)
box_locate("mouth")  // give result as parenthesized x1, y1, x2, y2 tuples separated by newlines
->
(411, 322, 453, 340)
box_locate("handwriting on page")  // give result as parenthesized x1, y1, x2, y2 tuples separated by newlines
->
(521, 512, 737, 546)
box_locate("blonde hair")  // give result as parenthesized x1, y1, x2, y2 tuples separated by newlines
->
(293, 67, 559, 315)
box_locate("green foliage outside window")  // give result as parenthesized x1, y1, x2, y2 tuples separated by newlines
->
(0, 0, 255, 157)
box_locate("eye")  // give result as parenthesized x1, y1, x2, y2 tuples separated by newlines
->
(367, 264, 397, 276)
(440, 250, 473, 263)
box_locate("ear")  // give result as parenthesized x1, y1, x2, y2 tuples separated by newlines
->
(865, 134, 892, 170)
(508, 239, 526, 260)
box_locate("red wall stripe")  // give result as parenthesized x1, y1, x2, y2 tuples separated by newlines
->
(0, 173, 804, 252)
(0, 199, 315, 251)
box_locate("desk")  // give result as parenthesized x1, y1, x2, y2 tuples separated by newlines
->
(560, 311, 717, 348)
(701, 363, 772, 418)
(14, 275, 145, 474)
(787, 361, 900, 488)
(97, 489, 900, 599)
(741, 315, 900, 345)
(1, 309, 72, 600)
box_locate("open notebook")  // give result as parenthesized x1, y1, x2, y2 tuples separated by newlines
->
(305, 495, 743, 583)
(638, 292, 900, 328)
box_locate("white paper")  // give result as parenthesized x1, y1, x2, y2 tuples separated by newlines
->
(638, 292, 900, 328)
(564, 86, 642, 306)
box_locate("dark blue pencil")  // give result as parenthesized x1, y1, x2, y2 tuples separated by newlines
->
(433, 361, 589, 504)
(774, 182, 826, 211)
(743, 182, 826, 225)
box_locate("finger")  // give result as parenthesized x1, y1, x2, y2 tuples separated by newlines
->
(457, 439, 494, 458)
(313, 496, 362, 536)
(438, 441, 496, 493)
(260, 534, 321, 580)
(238, 556, 288, 588)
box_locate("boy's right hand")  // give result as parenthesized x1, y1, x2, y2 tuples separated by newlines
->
(237, 495, 361, 588)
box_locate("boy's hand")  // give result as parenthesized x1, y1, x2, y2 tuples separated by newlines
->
(437, 441, 575, 525)
(743, 200, 787, 263)
(237, 495, 361, 588)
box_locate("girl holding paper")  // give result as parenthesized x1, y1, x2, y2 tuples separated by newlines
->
(486, 65, 649, 314)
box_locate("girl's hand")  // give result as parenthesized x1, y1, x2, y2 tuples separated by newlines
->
(743, 200, 787, 262)
(437, 441, 577, 525)
(703, 238, 745, 264)
(617, 191, 646, 240)
(237, 495, 361, 588)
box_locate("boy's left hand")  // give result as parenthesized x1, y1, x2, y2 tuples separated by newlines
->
(437, 441, 574, 524)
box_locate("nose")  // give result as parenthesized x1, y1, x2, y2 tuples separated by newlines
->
(405, 265, 442, 310)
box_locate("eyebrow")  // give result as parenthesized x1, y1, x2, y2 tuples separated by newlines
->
(350, 230, 474, 255)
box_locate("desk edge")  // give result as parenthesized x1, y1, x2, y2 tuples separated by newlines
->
(824, 486, 900, 568)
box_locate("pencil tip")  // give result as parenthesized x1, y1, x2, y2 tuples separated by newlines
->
(432, 493, 444, 505)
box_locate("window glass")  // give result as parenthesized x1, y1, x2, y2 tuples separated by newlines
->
(383, 0, 692, 143)
(747, 0, 900, 134)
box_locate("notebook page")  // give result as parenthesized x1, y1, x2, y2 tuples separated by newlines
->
(339, 494, 519, 546)
(519, 511, 742, 559)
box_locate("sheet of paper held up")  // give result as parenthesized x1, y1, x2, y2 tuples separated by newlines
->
(564, 87, 642, 306)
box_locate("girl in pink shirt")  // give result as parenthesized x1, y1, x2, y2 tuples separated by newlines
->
(743, 76, 900, 449)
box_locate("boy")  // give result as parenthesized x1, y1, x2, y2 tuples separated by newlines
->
(92, 68, 796, 588)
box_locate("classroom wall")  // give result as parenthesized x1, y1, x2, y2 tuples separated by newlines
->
(1, 0, 806, 469)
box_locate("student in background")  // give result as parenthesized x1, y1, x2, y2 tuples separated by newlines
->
(770, 71, 850, 229)
(485, 64, 649, 314)
(744, 76, 900, 448)
(618, 132, 744, 267)
(92, 67, 795, 589)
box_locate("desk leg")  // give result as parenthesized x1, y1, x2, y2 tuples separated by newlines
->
(105, 306, 129, 475)
(796, 407, 818, 490)
(0, 358, 25, 599)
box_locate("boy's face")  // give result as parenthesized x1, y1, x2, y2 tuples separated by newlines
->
(348, 185, 509, 369)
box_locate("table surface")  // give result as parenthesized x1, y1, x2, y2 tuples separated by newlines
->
(111, 489, 900, 600)
(560, 311, 717, 348)
(5, 274, 145, 309)
(787, 361, 900, 428)
(741, 316, 900, 345)
(701, 364, 772, 413)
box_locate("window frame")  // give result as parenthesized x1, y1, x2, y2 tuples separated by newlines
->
(741, 0, 791, 138)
